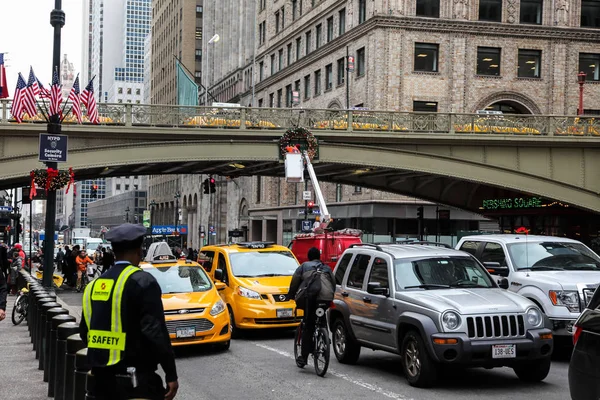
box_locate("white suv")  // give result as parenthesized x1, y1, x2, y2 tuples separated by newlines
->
(456, 235, 600, 338)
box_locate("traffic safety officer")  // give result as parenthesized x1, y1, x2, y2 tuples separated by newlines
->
(79, 223, 179, 400)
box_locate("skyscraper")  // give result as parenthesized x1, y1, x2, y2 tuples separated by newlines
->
(85, 0, 151, 104)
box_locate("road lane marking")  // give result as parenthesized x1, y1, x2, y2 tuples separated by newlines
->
(252, 342, 414, 400)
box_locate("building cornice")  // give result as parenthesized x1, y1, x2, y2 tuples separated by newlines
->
(241, 15, 600, 97)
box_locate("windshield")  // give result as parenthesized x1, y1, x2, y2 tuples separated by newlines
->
(229, 251, 299, 277)
(145, 266, 213, 294)
(507, 242, 600, 271)
(86, 242, 101, 251)
(395, 257, 494, 290)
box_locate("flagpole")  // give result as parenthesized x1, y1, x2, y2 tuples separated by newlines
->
(42, 0, 65, 289)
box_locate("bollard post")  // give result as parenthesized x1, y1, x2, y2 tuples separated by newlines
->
(38, 301, 61, 368)
(74, 348, 90, 400)
(49, 315, 77, 397)
(35, 297, 55, 352)
(85, 370, 96, 400)
(65, 334, 85, 400)
(55, 322, 80, 400)
(45, 308, 69, 380)
(29, 288, 46, 339)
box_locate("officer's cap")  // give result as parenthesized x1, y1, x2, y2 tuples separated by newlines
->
(105, 223, 147, 246)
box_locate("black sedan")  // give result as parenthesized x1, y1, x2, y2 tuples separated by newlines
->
(569, 286, 600, 400)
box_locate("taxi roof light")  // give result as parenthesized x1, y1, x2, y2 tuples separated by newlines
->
(236, 241, 275, 249)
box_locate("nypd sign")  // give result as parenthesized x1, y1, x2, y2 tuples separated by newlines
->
(39, 133, 68, 163)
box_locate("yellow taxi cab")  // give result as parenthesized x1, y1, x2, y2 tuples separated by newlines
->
(140, 242, 231, 348)
(198, 241, 302, 337)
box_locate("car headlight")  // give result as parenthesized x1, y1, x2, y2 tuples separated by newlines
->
(549, 290, 580, 313)
(210, 299, 226, 316)
(237, 286, 262, 300)
(526, 307, 542, 327)
(442, 311, 461, 331)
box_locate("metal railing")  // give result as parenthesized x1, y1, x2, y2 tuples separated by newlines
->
(1, 99, 599, 136)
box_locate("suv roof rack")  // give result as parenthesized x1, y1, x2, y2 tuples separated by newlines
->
(401, 241, 452, 249)
(348, 243, 386, 251)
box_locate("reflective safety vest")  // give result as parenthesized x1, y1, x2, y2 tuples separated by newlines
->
(82, 265, 139, 366)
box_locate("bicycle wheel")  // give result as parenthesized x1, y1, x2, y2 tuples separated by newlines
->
(294, 325, 305, 368)
(11, 294, 27, 325)
(313, 326, 330, 377)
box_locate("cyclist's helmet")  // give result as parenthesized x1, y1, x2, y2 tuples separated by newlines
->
(14, 243, 22, 250)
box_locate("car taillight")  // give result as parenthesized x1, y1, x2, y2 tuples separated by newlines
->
(573, 325, 583, 345)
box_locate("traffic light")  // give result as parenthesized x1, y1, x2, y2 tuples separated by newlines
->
(417, 206, 424, 220)
(202, 178, 209, 194)
(91, 184, 98, 198)
(307, 201, 314, 214)
(209, 177, 216, 193)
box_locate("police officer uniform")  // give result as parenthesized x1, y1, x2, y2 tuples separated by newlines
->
(79, 224, 177, 400)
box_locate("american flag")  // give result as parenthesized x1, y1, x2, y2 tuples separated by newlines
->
(0, 53, 8, 99)
(81, 77, 98, 124)
(49, 68, 62, 117)
(11, 73, 27, 123)
(68, 75, 82, 124)
(37, 78, 50, 99)
(24, 67, 39, 117)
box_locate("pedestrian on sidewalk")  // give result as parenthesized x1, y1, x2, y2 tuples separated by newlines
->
(80, 223, 179, 400)
(0, 265, 6, 322)
(101, 247, 114, 273)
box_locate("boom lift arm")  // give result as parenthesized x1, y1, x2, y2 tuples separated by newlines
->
(301, 151, 331, 231)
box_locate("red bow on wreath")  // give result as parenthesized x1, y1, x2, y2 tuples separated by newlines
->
(65, 167, 75, 194)
(46, 168, 59, 192)
(29, 171, 37, 200)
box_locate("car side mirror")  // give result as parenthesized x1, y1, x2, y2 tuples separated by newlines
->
(498, 278, 510, 290)
(214, 268, 224, 281)
(483, 262, 509, 277)
(367, 282, 389, 296)
(215, 281, 226, 291)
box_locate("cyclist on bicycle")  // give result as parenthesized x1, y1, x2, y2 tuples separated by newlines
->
(75, 250, 94, 292)
(288, 247, 335, 367)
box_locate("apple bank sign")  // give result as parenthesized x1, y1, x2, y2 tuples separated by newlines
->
(151, 225, 188, 235)
(39, 133, 68, 163)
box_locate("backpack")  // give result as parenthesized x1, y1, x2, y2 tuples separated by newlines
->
(294, 262, 335, 309)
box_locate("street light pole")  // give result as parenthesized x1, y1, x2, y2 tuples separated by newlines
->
(149, 200, 156, 243)
(43, 0, 65, 288)
(174, 191, 180, 248)
(577, 71, 586, 116)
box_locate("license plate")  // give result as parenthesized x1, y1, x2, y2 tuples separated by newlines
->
(175, 326, 196, 338)
(492, 344, 516, 359)
(277, 308, 293, 318)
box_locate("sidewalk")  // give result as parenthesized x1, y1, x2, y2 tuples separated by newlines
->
(0, 299, 49, 400)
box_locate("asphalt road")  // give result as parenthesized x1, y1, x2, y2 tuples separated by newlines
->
(57, 290, 572, 400)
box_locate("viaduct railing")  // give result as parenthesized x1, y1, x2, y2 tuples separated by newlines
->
(1, 99, 599, 136)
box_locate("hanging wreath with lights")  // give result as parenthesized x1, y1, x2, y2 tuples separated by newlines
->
(279, 127, 318, 161)
(29, 167, 75, 199)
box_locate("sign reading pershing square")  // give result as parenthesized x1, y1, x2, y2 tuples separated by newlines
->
(39, 133, 68, 163)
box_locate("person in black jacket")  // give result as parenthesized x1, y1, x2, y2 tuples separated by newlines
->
(79, 224, 178, 400)
(0, 243, 8, 280)
(0, 266, 6, 322)
(288, 247, 335, 367)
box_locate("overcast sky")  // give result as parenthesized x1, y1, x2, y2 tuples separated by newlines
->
(2, 0, 83, 86)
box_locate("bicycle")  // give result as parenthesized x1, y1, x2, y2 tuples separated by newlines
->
(12, 286, 29, 325)
(293, 302, 331, 377)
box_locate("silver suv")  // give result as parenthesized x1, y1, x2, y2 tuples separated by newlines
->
(329, 242, 553, 388)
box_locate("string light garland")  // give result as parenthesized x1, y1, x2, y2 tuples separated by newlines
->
(279, 127, 318, 161)
(29, 167, 75, 199)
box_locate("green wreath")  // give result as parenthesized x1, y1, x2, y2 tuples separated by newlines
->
(279, 127, 318, 160)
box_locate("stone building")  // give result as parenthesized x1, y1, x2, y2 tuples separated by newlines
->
(202, 0, 600, 114)
(151, 0, 204, 105)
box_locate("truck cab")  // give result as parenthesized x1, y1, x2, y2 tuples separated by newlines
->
(289, 229, 362, 269)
